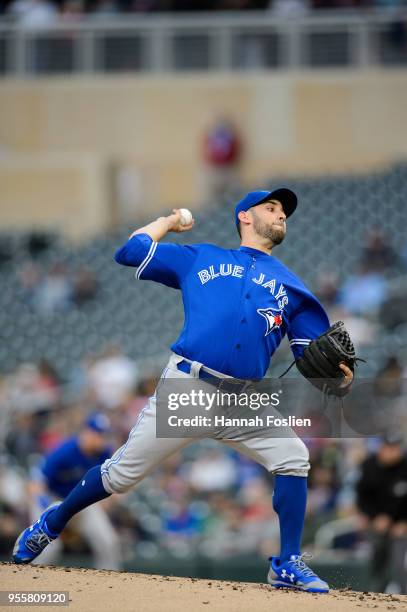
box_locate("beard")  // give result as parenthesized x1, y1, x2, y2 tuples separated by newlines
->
(252, 211, 286, 246)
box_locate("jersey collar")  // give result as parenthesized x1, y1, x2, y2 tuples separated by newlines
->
(238, 246, 271, 257)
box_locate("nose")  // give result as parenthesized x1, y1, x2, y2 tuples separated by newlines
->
(279, 210, 286, 222)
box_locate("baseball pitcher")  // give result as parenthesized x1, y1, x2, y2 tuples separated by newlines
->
(13, 189, 355, 593)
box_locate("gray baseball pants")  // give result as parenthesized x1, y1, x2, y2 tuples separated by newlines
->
(101, 353, 309, 495)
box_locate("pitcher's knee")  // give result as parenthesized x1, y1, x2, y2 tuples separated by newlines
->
(100, 462, 144, 494)
(268, 437, 310, 477)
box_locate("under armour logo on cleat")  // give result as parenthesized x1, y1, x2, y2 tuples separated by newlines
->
(81, 480, 85, 486)
(281, 569, 295, 582)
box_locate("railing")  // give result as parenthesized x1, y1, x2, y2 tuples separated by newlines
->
(0, 10, 407, 76)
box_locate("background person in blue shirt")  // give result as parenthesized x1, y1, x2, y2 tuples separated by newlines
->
(28, 412, 121, 570)
(13, 188, 352, 593)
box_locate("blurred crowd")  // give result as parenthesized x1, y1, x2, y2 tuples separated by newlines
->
(1, 0, 406, 23)
(18, 261, 98, 314)
(315, 226, 407, 347)
(0, 217, 407, 592)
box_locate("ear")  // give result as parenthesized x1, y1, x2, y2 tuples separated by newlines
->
(238, 210, 251, 226)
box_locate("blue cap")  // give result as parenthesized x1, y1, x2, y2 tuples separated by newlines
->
(85, 412, 111, 434)
(234, 188, 297, 229)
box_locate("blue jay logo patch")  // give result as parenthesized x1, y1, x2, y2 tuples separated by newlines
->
(257, 307, 283, 336)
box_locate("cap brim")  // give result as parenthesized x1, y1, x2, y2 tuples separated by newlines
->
(261, 188, 297, 218)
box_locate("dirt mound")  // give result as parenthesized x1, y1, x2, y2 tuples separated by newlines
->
(2, 563, 406, 611)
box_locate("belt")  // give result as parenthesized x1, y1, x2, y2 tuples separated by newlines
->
(176, 359, 252, 395)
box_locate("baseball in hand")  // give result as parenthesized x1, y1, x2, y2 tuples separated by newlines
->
(179, 208, 193, 226)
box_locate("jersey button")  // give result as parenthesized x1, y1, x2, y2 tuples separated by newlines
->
(236, 344, 241, 349)
(245, 294, 250, 299)
(241, 318, 246, 323)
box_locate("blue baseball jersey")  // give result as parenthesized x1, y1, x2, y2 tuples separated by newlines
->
(115, 234, 330, 380)
(40, 437, 112, 499)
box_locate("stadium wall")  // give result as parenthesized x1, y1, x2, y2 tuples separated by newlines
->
(0, 69, 406, 239)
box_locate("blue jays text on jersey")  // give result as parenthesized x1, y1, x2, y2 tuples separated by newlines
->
(115, 234, 330, 380)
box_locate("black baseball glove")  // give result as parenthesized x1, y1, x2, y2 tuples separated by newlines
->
(295, 321, 357, 397)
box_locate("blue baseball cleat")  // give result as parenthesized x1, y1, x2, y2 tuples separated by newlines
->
(267, 553, 329, 593)
(12, 503, 61, 564)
